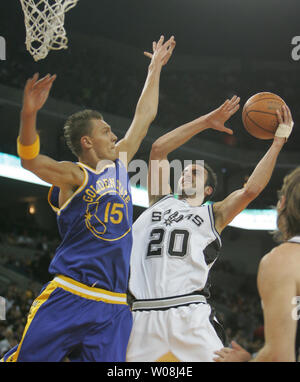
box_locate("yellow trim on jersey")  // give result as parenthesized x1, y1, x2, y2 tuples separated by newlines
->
(3, 281, 57, 362)
(47, 164, 89, 215)
(1, 275, 127, 362)
(47, 185, 59, 213)
(91, 227, 131, 242)
(78, 161, 116, 174)
(85, 189, 131, 241)
(54, 275, 128, 304)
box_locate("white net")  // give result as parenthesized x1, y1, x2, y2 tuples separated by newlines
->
(19, 0, 79, 61)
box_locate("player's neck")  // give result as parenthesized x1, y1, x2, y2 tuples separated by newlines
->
(178, 193, 204, 207)
(78, 157, 97, 170)
(78, 152, 113, 171)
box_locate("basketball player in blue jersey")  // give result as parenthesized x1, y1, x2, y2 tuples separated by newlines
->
(126, 98, 294, 361)
(1, 35, 176, 362)
(215, 168, 300, 362)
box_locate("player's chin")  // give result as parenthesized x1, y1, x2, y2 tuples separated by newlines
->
(108, 150, 118, 162)
(184, 186, 204, 198)
(178, 186, 193, 197)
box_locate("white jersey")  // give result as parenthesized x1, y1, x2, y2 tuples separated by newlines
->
(129, 195, 222, 300)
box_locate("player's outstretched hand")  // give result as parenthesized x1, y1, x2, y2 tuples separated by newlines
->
(202, 95, 240, 135)
(23, 73, 57, 115)
(144, 35, 176, 67)
(274, 104, 294, 142)
(213, 341, 252, 362)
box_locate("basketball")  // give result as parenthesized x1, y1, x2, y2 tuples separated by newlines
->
(242, 92, 286, 139)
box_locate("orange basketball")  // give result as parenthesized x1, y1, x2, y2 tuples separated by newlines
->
(242, 92, 286, 139)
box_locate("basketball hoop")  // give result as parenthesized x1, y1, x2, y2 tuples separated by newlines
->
(19, 0, 79, 62)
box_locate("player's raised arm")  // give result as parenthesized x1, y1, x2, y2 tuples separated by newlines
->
(213, 105, 294, 234)
(18, 73, 84, 188)
(148, 96, 240, 206)
(115, 35, 176, 165)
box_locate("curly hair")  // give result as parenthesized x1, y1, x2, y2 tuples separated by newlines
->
(275, 167, 300, 242)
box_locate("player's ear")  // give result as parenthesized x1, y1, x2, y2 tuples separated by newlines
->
(81, 135, 93, 150)
(277, 195, 286, 212)
(205, 185, 213, 196)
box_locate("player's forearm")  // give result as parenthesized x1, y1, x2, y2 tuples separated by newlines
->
(244, 138, 285, 196)
(134, 62, 162, 127)
(152, 115, 208, 157)
(19, 109, 39, 145)
(250, 345, 295, 362)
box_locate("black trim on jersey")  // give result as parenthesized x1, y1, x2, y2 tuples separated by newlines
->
(130, 290, 208, 311)
(209, 305, 227, 346)
(208, 203, 222, 248)
(203, 238, 220, 266)
(201, 276, 212, 299)
(132, 300, 206, 312)
(131, 290, 207, 302)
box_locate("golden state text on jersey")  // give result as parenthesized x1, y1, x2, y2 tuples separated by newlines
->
(48, 160, 133, 293)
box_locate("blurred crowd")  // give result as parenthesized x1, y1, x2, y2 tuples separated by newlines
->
(0, 226, 264, 359)
(0, 231, 56, 284)
(0, 282, 40, 358)
(208, 259, 264, 355)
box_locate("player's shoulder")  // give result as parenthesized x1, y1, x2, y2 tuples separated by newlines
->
(259, 242, 300, 275)
(53, 160, 85, 187)
(149, 194, 175, 208)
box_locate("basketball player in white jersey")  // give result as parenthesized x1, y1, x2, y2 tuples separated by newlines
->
(126, 99, 294, 362)
(214, 170, 300, 362)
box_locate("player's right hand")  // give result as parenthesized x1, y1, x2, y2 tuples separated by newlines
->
(202, 95, 240, 134)
(22, 73, 56, 114)
(213, 341, 252, 362)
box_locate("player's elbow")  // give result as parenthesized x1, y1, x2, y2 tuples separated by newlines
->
(268, 351, 295, 362)
(151, 140, 167, 159)
(243, 184, 263, 201)
(259, 343, 295, 362)
(21, 158, 34, 171)
(20, 157, 41, 175)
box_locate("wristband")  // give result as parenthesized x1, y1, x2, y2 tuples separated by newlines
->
(17, 135, 40, 160)
(275, 122, 294, 140)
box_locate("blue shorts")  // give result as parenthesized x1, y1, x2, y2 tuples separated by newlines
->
(1, 275, 132, 362)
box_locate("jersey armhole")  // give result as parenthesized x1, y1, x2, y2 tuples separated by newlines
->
(208, 203, 222, 248)
(47, 164, 88, 215)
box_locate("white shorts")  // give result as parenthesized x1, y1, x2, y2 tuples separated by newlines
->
(126, 301, 224, 362)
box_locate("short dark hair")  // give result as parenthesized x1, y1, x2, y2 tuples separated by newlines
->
(64, 109, 103, 157)
(203, 162, 218, 203)
(190, 160, 217, 203)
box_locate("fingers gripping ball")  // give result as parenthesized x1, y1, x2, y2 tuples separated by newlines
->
(242, 92, 286, 139)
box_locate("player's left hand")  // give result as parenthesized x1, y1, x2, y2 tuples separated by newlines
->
(213, 341, 252, 362)
(144, 35, 176, 67)
(274, 104, 294, 142)
(202, 95, 240, 135)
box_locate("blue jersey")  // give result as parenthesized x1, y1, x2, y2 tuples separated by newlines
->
(48, 159, 133, 293)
